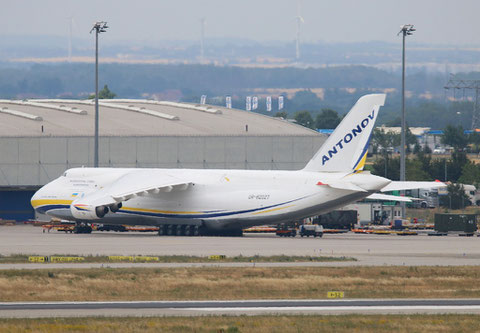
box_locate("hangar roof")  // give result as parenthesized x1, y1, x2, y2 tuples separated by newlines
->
(0, 99, 320, 137)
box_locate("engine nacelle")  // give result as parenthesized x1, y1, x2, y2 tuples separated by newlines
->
(96, 205, 109, 218)
(110, 202, 122, 213)
(70, 203, 108, 220)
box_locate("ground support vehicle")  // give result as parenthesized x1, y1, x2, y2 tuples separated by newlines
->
(299, 224, 323, 237)
(275, 225, 297, 237)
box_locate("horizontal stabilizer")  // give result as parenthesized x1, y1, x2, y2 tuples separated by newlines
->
(319, 180, 367, 192)
(366, 193, 412, 202)
(381, 181, 445, 192)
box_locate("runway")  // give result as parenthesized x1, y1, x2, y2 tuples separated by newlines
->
(2, 225, 480, 266)
(3, 299, 480, 317)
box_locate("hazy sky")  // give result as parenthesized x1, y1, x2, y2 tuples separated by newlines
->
(2, 0, 479, 45)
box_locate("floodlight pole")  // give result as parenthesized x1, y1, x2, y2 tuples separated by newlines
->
(90, 21, 108, 168)
(398, 24, 415, 218)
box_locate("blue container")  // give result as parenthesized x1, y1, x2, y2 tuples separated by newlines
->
(0, 190, 36, 221)
(393, 219, 403, 230)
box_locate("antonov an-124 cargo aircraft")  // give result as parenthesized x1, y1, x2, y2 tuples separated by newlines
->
(31, 94, 443, 235)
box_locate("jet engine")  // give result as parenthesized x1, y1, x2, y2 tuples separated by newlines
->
(110, 202, 122, 213)
(70, 203, 108, 220)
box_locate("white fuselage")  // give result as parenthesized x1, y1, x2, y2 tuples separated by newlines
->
(31, 167, 390, 231)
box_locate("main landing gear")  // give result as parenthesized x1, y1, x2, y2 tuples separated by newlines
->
(157, 224, 243, 237)
(157, 224, 200, 237)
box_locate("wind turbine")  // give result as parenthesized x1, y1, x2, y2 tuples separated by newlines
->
(200, 18, 206, 61)
(67, 16, 76, 62)
(295, 0, 304, 61)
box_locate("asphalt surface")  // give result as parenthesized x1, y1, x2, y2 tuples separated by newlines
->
(3, 225, 480, 318)
(3, 299, 480, 317)
(2, 225, 480, 267)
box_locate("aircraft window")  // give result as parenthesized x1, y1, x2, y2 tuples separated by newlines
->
(63, 172, 67, 177)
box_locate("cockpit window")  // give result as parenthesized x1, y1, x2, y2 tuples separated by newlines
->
(63, 172, 67, 177)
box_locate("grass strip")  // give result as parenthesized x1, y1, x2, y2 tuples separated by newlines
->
(0, 254, 354, 264)
(1, 266, 480, 301)
(1, 314, 480, 332)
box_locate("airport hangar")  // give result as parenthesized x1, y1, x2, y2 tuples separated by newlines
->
(0, 99, 326, 221)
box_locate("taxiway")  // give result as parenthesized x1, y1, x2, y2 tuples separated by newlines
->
(2, 299, 480, 318)
(1, 225, 480, 267)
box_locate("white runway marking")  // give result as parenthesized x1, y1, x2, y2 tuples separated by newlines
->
(190, 305, 480, 312)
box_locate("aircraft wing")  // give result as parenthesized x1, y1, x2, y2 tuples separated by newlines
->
(366, 193, 412, 202)
(108, 171, 193, 202)
(380, 181, 445, 193)
(73, 171, 194, 209)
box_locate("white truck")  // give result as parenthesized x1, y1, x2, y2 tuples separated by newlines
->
(299, 224, 323, 237)
(438, 184, 479, 206)
(406, 188, 439, 208)
(463, 184, 480, 206)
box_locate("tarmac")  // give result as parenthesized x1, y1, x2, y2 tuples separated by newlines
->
(1, 224, 480, 267)
(3, 225, 480, 318)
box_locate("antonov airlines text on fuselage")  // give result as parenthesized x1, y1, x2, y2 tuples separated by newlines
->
(31, 94, 443, 235)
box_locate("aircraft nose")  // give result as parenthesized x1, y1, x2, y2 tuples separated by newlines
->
(30, 185, 50, 212)
(30, 189, 42, 210)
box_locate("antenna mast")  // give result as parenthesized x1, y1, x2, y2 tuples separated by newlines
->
(445, 75, 480, 130)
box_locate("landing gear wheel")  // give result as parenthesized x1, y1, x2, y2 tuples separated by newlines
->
(176, 225, 184, 236)
(158, 225, 165, 236)
(73, 225, 92, 234)
(193, 225, 200, 236)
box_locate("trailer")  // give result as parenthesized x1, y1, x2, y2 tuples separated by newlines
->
(434, 213, 477, 235)
(313, 210, 356, 230)
(275, 225, 297, 237)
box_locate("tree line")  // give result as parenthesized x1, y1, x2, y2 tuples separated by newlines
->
(0, 62, 478, 129)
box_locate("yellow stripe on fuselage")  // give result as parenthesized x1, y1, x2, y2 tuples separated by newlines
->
(251, 204, 295, 215)
(31, 199, 73, 208)
(31, 199, 202, 215)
